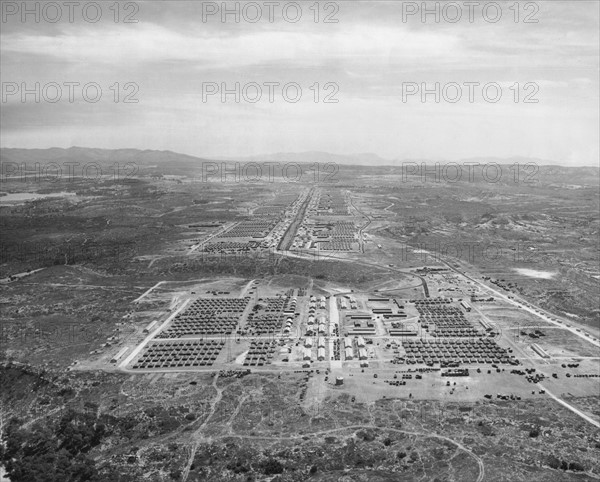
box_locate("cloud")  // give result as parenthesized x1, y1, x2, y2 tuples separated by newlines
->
(0, 1, 597, 165)
(1, 22, 462, 69)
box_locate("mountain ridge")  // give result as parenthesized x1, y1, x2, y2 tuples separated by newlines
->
(1, 147, 597, 170)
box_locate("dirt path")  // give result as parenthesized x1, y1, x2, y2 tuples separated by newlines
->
(181, 374, 224, 482)
(21, 405, 64, 429)
(537, 383, 600, 428)
(277, 249, 430, 298)
(214, 424, 485, 482)
(133, 281, 165, 303)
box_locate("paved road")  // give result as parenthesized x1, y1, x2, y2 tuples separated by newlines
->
(347, 194, 371, 253)
(438, 259, 600, 348)
(277, 188, 312, 251)
(119, 298, 191, 369)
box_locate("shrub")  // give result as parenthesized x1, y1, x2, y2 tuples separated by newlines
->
(357, 430, 376, 442)
(262, 458, 283, 475)
(569, 462, 585, 472)
(546, 455, 561, 469)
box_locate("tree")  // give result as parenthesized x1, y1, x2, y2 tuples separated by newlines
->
(262, 458, 283, 475)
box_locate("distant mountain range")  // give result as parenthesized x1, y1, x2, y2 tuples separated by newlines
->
(225, 151, 572, 168)
(1, 147, 597, 172)
(222, 151, 389, 166)
(0, 146, 212, 169)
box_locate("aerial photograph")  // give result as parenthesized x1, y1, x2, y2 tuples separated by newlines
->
(0, 1, 599, 481)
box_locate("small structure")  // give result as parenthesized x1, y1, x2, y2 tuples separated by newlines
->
(480, 319, 492, 331)
(531, 343, 550, 359)
(111, 347, 129, 364)
(347, 328, 376, 335)
(388, 329, 418, 336)
(335, 376, 344, 386)
(143, 320, 158, 334)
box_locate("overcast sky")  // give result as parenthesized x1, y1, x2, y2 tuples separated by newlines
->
(1, 0, 598, 165)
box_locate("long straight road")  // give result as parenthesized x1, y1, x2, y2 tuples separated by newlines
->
(347, 193, 371, 253)
(438, 258, 600, 348)
(277, 188, 312, 251)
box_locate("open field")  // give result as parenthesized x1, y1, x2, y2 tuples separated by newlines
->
(1, 152, 598, 481)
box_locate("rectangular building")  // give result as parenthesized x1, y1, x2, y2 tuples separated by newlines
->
(318, 347, 326, 361)
(531, 343, 550, 358)
(111, 347, 129, 363)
